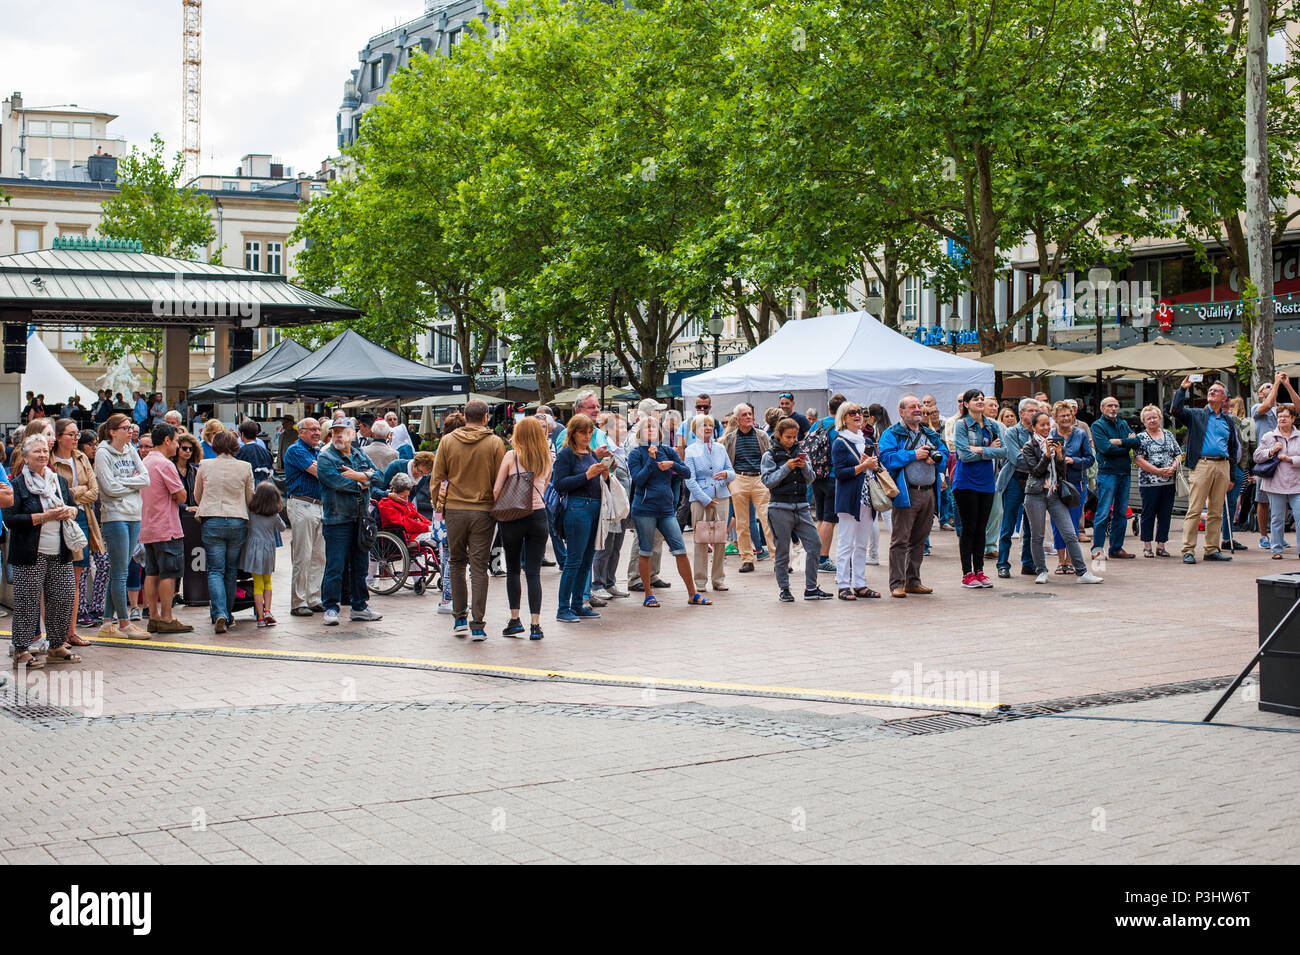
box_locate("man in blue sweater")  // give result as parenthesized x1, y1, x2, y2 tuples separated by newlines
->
(1090, 396, 1142, 560)
(1172, 378, 1239, 563)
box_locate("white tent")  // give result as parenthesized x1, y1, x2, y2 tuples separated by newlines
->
(680, 311, 994, 420)
(22, 331, 97, 407)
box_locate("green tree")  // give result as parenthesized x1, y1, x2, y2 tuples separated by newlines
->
(77, 134, 216, 389)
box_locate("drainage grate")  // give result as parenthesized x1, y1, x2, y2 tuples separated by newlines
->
(1000, 592, 1055, 598)
(0, 677, 81, 723)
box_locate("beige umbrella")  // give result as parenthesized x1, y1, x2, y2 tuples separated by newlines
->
(974, 345, 1082, 377)
(1050, 337, 1236, 376)
(405, 392, 507, 409)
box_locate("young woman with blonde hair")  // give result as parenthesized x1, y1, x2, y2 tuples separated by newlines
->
(494, 416, 554, 638)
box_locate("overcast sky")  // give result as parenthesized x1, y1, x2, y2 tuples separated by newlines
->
(2, 0, 420, 177)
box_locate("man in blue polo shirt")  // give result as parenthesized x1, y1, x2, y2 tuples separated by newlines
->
(284, 418, 327, 615)
(1173, 377, 1238, 564)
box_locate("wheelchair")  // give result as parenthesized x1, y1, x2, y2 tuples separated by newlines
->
(368, 523, 443, 597)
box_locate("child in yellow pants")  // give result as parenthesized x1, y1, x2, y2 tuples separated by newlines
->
(241, 482, 284, 627)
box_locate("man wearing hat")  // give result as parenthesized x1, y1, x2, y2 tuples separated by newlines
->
(317, 418, 382, 625)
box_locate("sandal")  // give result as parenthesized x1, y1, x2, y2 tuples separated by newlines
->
(643, 595, 660, 608)
(1054, 566, 1071, 575)
(837, 588, 856, 600)
(67, 633, 93, 647)
(853, 587, 882, 599)
(1155, 548, 1170, 557)
(45, 648, 82, 664)
(1143, 548, 1154, 558)
(688, 593, 712, 606)
(10, 651, 43, 669)
(1274, 552, 1284, 560)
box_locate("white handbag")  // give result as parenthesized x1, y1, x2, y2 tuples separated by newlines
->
(62, 517, 87, 557)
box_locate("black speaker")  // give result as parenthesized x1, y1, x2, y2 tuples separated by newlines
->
(229, 328, 254, 371)
(3, 323, 27, 374)
(1256, 573, 1300, 716)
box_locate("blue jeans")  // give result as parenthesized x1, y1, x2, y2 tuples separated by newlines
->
(1093, 470, 1131, 555)
(101, 519, 141, 623)
(939, 485, 954, 525)
(546, 504, 567, 566)
(997, 478, 1033, 571)
(1053, 482, 1084, 550)
(322, 520, 369, 613)
(631, 513, 687, 556)
(201, 517, 247, 622)
(1267, 491, 1300, 553)
(558, 497, 600, 613)
(1222, 466, 1246, 542)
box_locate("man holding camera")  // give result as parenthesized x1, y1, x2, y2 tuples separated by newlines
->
(878, 394, 948, 597)
(1173, 377, 1239, 563)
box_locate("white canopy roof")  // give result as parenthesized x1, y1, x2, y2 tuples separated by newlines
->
(680, 311, 994, 419)
(22, 331, 97, 407)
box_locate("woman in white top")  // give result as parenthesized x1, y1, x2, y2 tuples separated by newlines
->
(93, 413, 151, 638)
(493, 415, 553, 640)
(683, 414, 736, 592)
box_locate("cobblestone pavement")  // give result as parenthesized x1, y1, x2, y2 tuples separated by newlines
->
(0, 685, 1294, 864)
(2, 524, 1296, 864)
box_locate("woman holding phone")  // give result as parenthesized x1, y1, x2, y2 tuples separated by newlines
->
(762, 418, 832, 601)
(552, 414, 611, 623)
(830, 402, 882, 600)
(1022, 411, 1103, 585)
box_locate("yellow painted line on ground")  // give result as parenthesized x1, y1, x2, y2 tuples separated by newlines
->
(63, 634, 1005, 714)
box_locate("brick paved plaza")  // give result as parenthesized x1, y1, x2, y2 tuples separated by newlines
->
(2, 525, 1298, 864)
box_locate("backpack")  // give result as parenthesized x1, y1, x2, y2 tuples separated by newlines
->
(805, 423, 833, 480)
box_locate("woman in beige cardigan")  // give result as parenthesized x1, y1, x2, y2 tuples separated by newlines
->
(51, 418, 102, 647)
(194, 430, 255, 633)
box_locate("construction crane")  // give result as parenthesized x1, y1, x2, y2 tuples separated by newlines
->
(181, 0, 202, 182)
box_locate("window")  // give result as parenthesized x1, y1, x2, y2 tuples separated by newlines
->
(435, 325, 454, 364)
(449, 28, 461, 47)
(222, 180, 239, 191)
(902, 276, 920, 320)
(263, 328, 282, 349)
(16, 228, 39, 253)
(244, 240, 260, 271)
(482, 335, 498, 365)
(266, 241, 283, 274)
(50, 121, 69, 136)
(72, 121, 91, 138)
(370, 60, 384, 88)
(28, 120, 46, 135)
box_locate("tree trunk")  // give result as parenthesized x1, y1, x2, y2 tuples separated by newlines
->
(972, 144, 1004, 355)
(1246, 0, 1273, 393)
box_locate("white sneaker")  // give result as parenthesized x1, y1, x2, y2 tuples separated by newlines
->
(865, 557, 880, 566)
(120, 622, 150, 639)
(323, 609, 339, 626)
(129, 607, 142, 621)
(437, 600, 454, 615)
(1091, 556, 1106, 573)
(1078, 571, 1104, 584)
(592, 588, 613, 601)
(350, 608, 383, 621)
(1034, 572, 1048, 584)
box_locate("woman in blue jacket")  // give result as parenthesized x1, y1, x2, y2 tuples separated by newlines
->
(830, 402, 882, 600)
(551, 414, 612, 622)
(1050, 401, 1095, 574)
(952, 388, 1011, 588)
(628, 416, 710, 608)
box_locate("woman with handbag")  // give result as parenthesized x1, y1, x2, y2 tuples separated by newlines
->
(1253, 403, 1300, 560)
(1135, 404, 1182, 557)
(762, 417, 833, 601)
(591, 413, 631, 602)
(5, 434, 83, 667)
(1022, 412, 1103, 585)
(830, 402, 882, 600)
(51, 418, 101, 647)
(492, 416, 552, 639)
(683, 414, 735, 593)
(193, 429, 254, 633)
(552, 414, 611, 623)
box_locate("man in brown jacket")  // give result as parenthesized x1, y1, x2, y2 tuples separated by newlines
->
(432, 399, 506, 640)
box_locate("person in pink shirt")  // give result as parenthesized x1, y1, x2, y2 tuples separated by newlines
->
(139, 424, 193, 633)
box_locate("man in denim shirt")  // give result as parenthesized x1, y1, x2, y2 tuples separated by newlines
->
(1173, 378, 1239, 563)
(317, 419, 382, 624)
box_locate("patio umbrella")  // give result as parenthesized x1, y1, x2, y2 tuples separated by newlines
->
(974, 345, 1081, 377)
(1051, 337, 1234, 376)
(406, 392, 507, 408)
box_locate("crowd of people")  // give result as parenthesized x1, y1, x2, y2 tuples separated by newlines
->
(5, 369, 1286, 663)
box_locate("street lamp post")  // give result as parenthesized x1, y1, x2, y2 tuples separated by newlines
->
(499, 338, 511, 407)
(693, 337, 706, 370)
(708, 313, 724, 369)
(600, 351, 607, 408)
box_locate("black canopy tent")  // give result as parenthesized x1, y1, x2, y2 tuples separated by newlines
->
(235, 329, 470, 400)
(187, 338, 313, 402)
